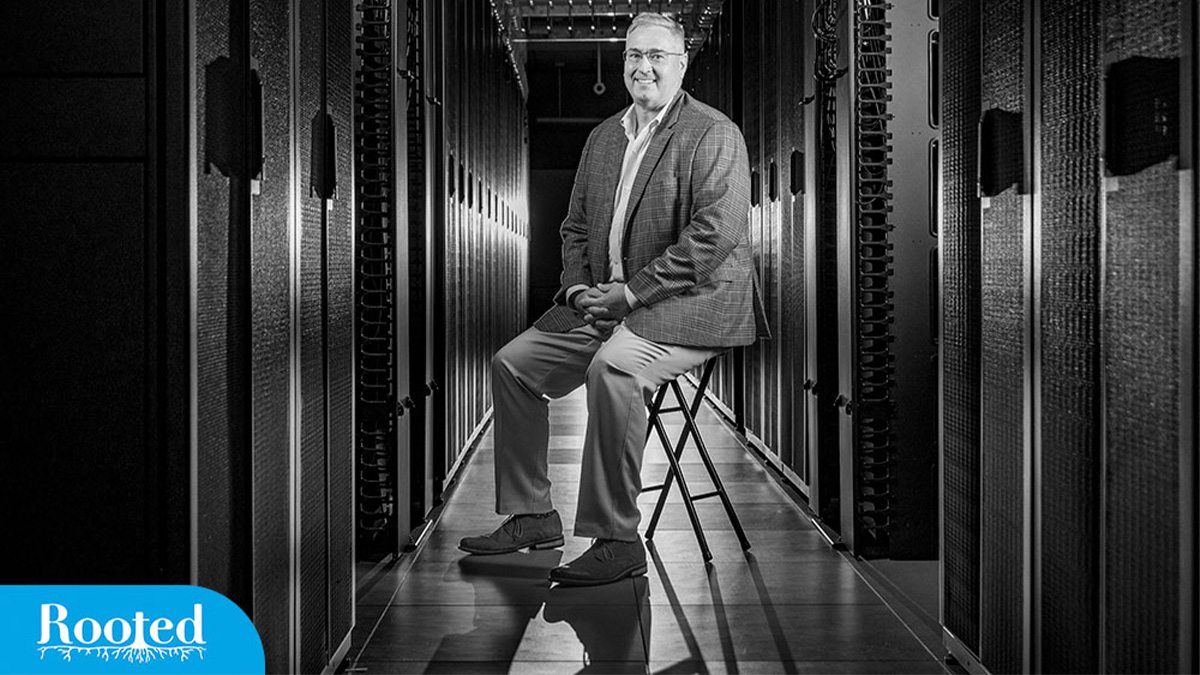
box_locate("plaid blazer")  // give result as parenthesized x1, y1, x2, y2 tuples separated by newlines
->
(533, 91, 770, 347)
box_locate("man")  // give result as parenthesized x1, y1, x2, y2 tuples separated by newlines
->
(459, 12, 768, 586)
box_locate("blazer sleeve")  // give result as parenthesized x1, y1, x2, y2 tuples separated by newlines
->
(552, 128, 598, 306)
(626, 119, 751, 307)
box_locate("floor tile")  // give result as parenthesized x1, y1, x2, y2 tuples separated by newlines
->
(513, 602, 649, 662)
(353, 661, 648, 674)
(637, 479, 791, 504)
(644, 603, 932, 663)
(642, 530, 840, 563)
(358, 602, 650, 664)
(356, 603, 647, 663)
(641, 461, 772, 483)
(375, 557, 645, 607)
(646, 502, 812, 532)
(644, 659, 945, 674)
(356, 604, 540, 662)
(645, 559, 881, 606)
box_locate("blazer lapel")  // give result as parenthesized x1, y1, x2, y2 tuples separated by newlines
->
(619, 94, 687, 242)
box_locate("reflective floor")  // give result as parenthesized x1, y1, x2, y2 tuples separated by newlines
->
(349, 387, 948, 674)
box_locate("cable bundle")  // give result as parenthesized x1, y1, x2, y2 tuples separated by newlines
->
(852, 0, 896, 552)
(355, 0, 397, 550)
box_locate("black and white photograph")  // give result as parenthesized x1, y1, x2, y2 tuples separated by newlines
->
(2, 0, 1196, 673)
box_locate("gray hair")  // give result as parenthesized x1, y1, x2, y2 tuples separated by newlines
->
(627, 12, 687, 51)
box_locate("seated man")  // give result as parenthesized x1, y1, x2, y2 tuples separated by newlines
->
(459, 11, 769, 586)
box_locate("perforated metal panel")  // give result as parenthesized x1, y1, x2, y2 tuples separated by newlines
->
(1038, 0, 1102, 670)
(326, 0, 357, 658)
(297, 0, 329, 670)
(1101, 1, 1184, 670)
(978, 1, 1026, 670)
(940, 0, 981, 654)
(746, 0, 766, 455)
(248, 0, 296, 670)
(779, 0, 806, 479)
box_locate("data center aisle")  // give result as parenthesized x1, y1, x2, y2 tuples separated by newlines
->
(349, 387, 948, 674)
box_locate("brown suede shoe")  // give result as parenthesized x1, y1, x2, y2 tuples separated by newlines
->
(458, 511, 564, 555)
(549, 537, 647, 586)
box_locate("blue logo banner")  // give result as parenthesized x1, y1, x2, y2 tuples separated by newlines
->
(0, 586, 264, 674)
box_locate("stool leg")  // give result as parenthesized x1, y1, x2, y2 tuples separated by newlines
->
(644, 413, 678, 536)
(645, 381, 670, 444)
(647, 388, 712, 562)
(673, 378, 752, 551)
(643, 384, 676, 537)
(648, 362, 710, 530)
(645, 404, 697, 537)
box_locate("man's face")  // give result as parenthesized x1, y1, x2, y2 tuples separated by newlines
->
(623, 24, 687, 112)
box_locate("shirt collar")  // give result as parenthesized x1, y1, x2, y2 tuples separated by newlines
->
(620, 92, 678, 141)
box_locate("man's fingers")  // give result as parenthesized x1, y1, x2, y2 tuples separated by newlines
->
(577, 288, 605, 309)
(594, 318, 617, 339)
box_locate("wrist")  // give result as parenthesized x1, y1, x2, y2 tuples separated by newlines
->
(622, 284, 640, 310)
(566, 285, 588, 311)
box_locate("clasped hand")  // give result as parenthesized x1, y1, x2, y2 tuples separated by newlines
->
(575, 282, 631, 339)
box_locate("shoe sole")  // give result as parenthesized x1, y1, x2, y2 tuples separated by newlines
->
(549, 562, 648, 587)
(458, 535, 564, 555)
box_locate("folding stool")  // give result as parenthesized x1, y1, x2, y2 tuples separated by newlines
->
(641, 356, 751, 562)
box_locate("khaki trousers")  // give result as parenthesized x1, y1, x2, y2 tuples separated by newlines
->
(491, 323, 719, 541)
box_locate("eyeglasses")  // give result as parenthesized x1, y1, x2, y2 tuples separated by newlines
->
(622, 49, 685, 66)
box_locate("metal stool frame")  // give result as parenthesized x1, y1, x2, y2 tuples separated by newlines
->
(641, 357, 751, 561)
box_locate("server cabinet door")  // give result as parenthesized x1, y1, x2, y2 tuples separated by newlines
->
(325, 0, 357, 666)
(976, 2, 1031, 671)
(1099, 1, 1192, 671)
(0, 0, 190, 585)
(194, 0, 254, 613)
(248, 0, 298, 670)
(297, 0, 330, 669)
(1037, 1, 1103, 670)
(392, 0, 414, 547)
(940, 0, 983, 661)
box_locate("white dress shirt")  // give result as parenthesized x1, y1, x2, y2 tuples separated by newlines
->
(568, 99, 675, 312)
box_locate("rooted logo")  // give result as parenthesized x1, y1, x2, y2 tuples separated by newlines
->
(37, 603, 207, 664)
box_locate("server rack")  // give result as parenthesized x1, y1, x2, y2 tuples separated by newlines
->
(3, 1, 359, 672)
(434, 0, 529, 492)
(838, 0, 939, 560)
(940, 0, 1197, 671)
(393, 0, 527, 529)
(354, 0, 415, 560)
(684, 1, 939, 558)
